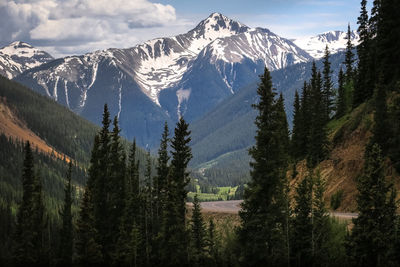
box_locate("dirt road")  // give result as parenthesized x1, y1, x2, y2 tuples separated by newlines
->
(198, 200, 358, 219)
(200, 200, 242, 214)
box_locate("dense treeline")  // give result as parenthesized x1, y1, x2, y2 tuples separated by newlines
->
(237, 67, 347, 266)
(6, 103, 226, 266)
(0, 134, 86, 214)
(237, 0, 400, 266)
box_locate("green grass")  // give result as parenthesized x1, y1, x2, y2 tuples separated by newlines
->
(188, 186, 238, 202)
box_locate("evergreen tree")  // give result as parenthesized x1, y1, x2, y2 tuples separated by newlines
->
(291, 90, 302, 160)
(207, 219, 219, 265)
(75, 189, 103, 266)
(308, 68, 328, 167)
(354, 0, 372, 107)
(152, 122, 170, 263)
(336, 67, 347, 118)
(377, 0, 400, 85)
(108, 116, 126, 257)
(347, 143, 397, 266)
(238, 67, 289, 266)
(129, 139, 140, 197)
(312, 170, 330, 265)
(369, 0, 381, 38)
(114, 140, 141, 266)
(143, 150, 153, 266)
(155, 122, 170, 229)
(292, 174, 313, 267)
(31, 171, 45, 264)
(13, 141, 45, 265)
(344, 24, 355, 82)
(299, 81, 311, 159)
(371, 74, 390, 154)
(190, 195, 207, 266)
(93, 104, 111, 257)
(58, 161, 74, 266)
(276, 93, 290, 161)
(161, 117, 192, 266)
(322, 45, 334, 120)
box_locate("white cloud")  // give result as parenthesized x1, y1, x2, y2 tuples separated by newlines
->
(0, 0, 190, 57)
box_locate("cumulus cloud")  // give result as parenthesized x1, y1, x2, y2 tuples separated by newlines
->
(0, 0, 192, 57)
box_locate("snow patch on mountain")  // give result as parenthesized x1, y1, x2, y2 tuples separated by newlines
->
(176, 88, 191, 118)
(293, 30, 359, 59)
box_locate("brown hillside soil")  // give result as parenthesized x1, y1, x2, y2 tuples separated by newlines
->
(290, 103, 399, 212)
(0, 97, 70, 162)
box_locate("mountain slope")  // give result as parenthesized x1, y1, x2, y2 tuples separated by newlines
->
(0, 99, 69, 162)
(190, 50, 348, 168)
(14, 13, 312, 148)
(161, 27, 311, 122)
(0, 41, 53, 79)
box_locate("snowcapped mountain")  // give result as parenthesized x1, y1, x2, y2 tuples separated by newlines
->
(132, 13, 250, 105)
(15, 12, 312, 147)
(293, 30, 359, 59)
(0, 41, 53, 79)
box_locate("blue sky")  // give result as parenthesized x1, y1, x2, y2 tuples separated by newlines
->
(0, 0, 370, 57)
(158, 0, 371, 38)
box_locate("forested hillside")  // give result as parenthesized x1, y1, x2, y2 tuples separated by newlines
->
(0, 77, 152, 263)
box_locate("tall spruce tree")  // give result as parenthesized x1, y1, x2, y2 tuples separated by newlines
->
(336, 67, 347, 118)
(291, 90, 302, 160)
(161, 117, 192, 266)
(238, 67, 289, 266)
(13, 141, 45, 265)
(344, 24, 355, 82)
(371, 74, 390, 154)
(152, 122, 170, 262)
(75, 189, 103, 266)
(155, 122, 170, 228)
(377, 0, 400, 85)
(312, 170, 330, 265)
(94, 104, 111, 257)
(207, 219, 219, 265)
(308, 68, 328, 167)
(354, 0, 372, 107)
(322, 45, 334, 120)
(58, 161, 73, 266)
(292, 174, 313, 267)
(143, 150, 153, 266)
(348, 143, 397, 266)
(190, 195, 207, 266)
(299, 81, 311, 159)
(114, 140, 141, 266)
(108, 116, 126, 257)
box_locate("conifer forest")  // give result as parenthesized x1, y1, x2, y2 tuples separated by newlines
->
(0, 0, 400, 266)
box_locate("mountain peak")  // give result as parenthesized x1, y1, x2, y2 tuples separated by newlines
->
(190, 12, 249, 38)
(8, 41, 33, 49)
(0, 41, 48, 58)
(0, 41, 54, 79)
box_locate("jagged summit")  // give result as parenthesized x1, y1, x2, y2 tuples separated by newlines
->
(0, 41, 53, 79)
(7, 41, 33, 48)
(190, 12, 249, 37)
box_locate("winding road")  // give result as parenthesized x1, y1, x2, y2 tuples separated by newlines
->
(198, 200, 358, 219)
